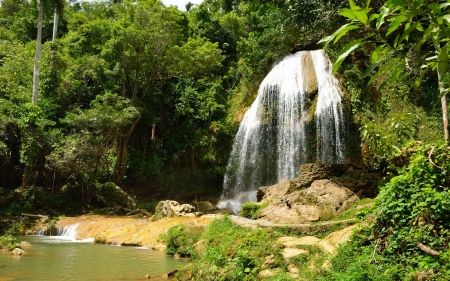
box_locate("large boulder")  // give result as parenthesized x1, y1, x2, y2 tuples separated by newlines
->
(96, 183, 136, 211)
(258, 179, 359, 223)
(196, 201, 216, 213)
(12, 248, 25, 255)
(290, 163, 348, 191)
(152, 201, 195, 221)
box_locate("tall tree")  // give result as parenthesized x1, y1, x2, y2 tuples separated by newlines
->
(321, 0, 450, 143)
(32, 0, 44, 105)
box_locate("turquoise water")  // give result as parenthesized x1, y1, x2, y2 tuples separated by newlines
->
(0, 236, 187, 281)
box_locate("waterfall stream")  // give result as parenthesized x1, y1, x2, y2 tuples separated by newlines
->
(218, 50, 348, 214)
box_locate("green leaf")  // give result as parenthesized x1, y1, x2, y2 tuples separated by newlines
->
(332, 39, 364, 73)
(339, 8, 356, 20)
(376, 6, 390, 29)
(387, 15, 409, 36)
(437, 46, 449, 81)
(354, 9, 369, 25)
(334, 24, 359, 43)
(319, 23, 358, 44)
(363, 60, 383, 77)
(443, 14, 450, 23)
(369, 13, 379, 23)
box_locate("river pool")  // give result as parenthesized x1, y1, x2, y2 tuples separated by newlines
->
(0, 235, 187, 281)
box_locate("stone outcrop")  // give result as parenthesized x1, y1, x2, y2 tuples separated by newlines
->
(152, 200, 195, 221)
(96, 183, 136, 211)
(12, 248, 25, 255)
(289, 163, 348, 191)
(195, 201, 216, 214)
(259, 180, 359, 223)
(258, 163, 380, 206)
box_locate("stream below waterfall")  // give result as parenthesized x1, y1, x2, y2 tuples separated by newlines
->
(0, 235, 187, 281)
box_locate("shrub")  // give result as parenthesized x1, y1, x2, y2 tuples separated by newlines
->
(0, 235, 20, 251)
(161, 224, 203, 258)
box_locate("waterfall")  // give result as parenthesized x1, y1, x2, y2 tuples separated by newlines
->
(56, 223, 79, 240)
(312, 51, 347, 163)
(218, 50, 348, 214)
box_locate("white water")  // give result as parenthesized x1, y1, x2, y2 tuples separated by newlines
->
(313, 50, 347, 163)
(218, 50, 348, 213)
(38, 223, 95, 242)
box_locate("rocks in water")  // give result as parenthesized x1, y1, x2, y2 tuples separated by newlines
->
(20, 241, 31, 248)
(94, 232, 107, 244)
(12, 248, 25, 255)
(152, 201, 195, 221)
(259, 179, 359, 223)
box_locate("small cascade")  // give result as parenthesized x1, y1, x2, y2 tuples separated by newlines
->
(218, 50, 348, 213)
(35, 228, 46, 236)
(56, 223, 79, 240)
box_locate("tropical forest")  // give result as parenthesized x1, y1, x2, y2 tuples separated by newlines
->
(0, 0, 449, 280)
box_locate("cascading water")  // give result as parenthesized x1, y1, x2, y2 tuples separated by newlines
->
(312, 51, 347, 163)
(218, 50, 348, 214)
(56, 223, 79, 240)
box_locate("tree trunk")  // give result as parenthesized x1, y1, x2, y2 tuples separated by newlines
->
(438, 71, 449, 144)
(21, 166, 31, 190)
(113, 112, 142, 185)
(52, 9, 58, 41)
(32, 0, 44, 105)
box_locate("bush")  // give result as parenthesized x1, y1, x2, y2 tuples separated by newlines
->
(175, 216, 287, 280)
(321, 143, 450, 280)
(0, 234, 20, 250)
(239, 202, 268, 220)
(160, 224, 203, 258)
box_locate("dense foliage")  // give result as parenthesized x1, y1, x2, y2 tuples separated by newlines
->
(0, 0, 447, 236)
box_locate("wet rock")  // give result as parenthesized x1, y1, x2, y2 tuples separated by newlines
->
(196, 201, 216, 213)
(94, 232, 107, 244)
(20, 241, 31, 248)
(12, 248, 25, 255)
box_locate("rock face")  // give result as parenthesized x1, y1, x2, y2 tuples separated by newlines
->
(153, 201, 195, 221)
(289, 163, 348, 191)
(259, 180, 359, 223)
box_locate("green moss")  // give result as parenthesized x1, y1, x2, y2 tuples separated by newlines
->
(239, 202, 269, 219)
